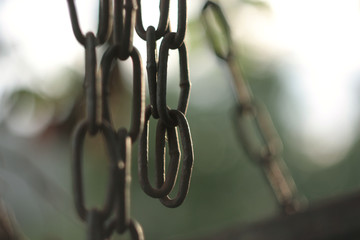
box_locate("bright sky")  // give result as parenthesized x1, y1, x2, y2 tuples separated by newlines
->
(229, 0, 360, 165)
(0, 0, 359, 166)
(270, 0, 360, 165)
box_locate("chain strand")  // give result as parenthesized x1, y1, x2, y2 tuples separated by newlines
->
(136, 0, 194, 208)
(67, 0, 194, 239)
(202, 1, 305, 215)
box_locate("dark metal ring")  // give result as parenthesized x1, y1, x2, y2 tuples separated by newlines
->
(138, 106, 180, 198)
(72, 119, 119, 221)
(101, 46, 145, 142)
(159, 110, 194, 208)
(157, 34, 191, 127)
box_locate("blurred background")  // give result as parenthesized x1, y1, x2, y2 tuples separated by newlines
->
(1, 0, 360, 239)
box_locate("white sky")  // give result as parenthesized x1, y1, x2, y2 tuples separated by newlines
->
(227, 0, 360, 165)
(0, 0, 360, 166)
(269, 0, 360, 165)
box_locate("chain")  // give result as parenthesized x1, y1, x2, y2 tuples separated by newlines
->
(202, 1, 305, 215)
(67, 0, 194, 239)
(136, 0, 193, 208)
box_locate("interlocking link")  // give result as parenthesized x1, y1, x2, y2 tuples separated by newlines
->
(67, 0, 110, 46)
(167, 0, 187, 49)
(114, 0, 137, 60)
(67, 0, 111, 135)
(101, 45, 144, 142)
(138, 106, 180, 198)
(145, 27, 160, 118)
(68, 0, 194, 238)
(135, 0, 170, 40)
(157, 34, 190, 127)
(202, 1, 304, 215)
(158, 110, 193, 208)
(136, 0, 194, 209)
(72, 120, 118, 221)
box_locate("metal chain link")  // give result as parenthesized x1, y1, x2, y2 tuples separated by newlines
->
(202, 1, 305, 215)
(67, 0, 194, 239)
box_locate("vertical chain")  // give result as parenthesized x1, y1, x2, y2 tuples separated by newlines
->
(136, 0, 194, 208)
(67, 0, 194, 239)
(202, 1, 305, 215)
(67, 0, 144, 239)
(67, 0, 111, 135)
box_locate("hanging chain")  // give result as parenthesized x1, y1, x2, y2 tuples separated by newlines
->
(67, 0, 193, 239)
(202, 1, 305, 215)
(136, 0, 194, 208)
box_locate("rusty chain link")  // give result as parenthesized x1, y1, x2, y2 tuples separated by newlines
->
(202, 1, 305, 215)
(67, 0, 194, 239)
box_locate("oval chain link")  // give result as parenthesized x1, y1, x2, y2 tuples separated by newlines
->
(158, 110, 194, 208)
(138, 106, 180, 198)
(157, 33, 190, 127)
(101, 45, 144, 142)
(72, 120, 118, 221)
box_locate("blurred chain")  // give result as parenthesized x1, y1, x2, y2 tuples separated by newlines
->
(202, 1, 305, 215)
(67, 0, 193, 239)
